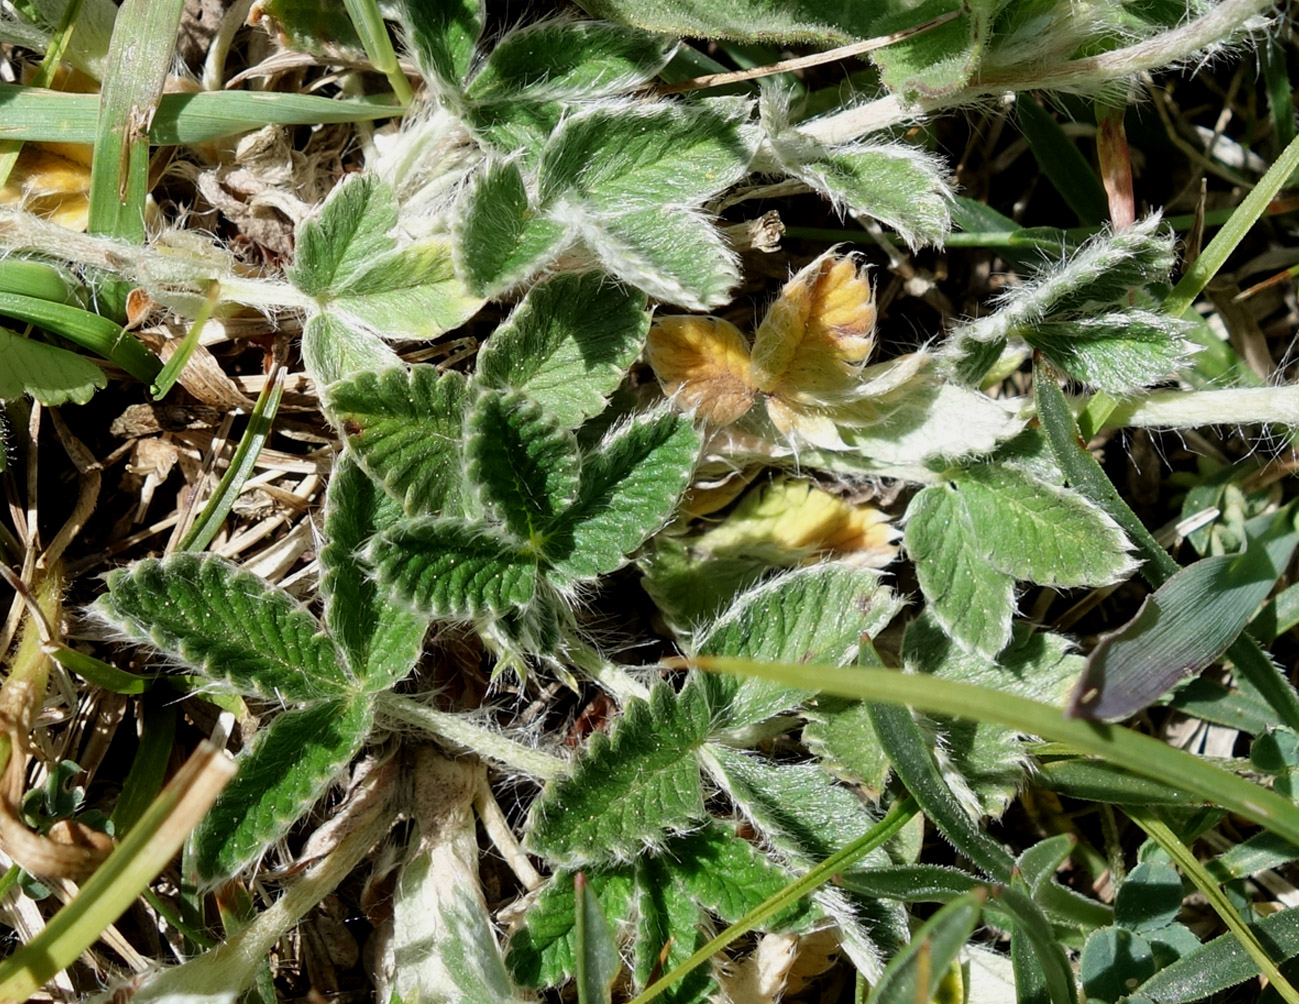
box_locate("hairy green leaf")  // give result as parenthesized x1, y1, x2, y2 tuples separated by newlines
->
(869, 0, 986, 100)
(507, 868, 635, 988)
(525, 679, 711, 864)
(475, 273, 649, 428)
(327, 366, 471, 518)
(904, 483, 1016, 658)
(331, 239, 483, 339)
(194, 697, 371, 882)
(547, 411, 698, 584)
(289, 173, 397, 297)
(953, 463, 1137, 587)
(570, 0, 892, 44)
(669, 823, 813, 927)
(454, 159, 568, 297)
(370, 519, 538, 619)
(633, 856, 712, 1004)
(320, 457, 427, 688)
(803, 698, 890, 796)
(394, 0, 483, 88)
(300, 313, 402, 389)
(575, 873, 622, 1004)
(1025, 312, 1198, 393)
(467, 392, 580, 544)
(95, 554, 348, 702)
(0, 328, 106, 405)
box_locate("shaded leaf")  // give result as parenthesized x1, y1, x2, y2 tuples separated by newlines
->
(0, 328, 106, 406)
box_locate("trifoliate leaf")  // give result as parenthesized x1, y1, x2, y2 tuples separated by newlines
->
(525, 679, 711, 865)
(576, 205, 742, 310)
(327, 366, 471, 518)
(394, 0, 483, 88)
(0, 328, 106, 405)
(371, 519, 539, 619)
(300, 313, 402, 389)
(904, 483, 1016, 658)
(467, 392, 580, 545)
(289, 173, 397, 297)
(1024, 311, 1198, 393)
(508, 867, 636, 989)
(646, 314, 756, 425)
(193, 697, 372, 882)
(454, 159, 569, 298)
(538, 97, 757, 212)
(330, 239, 483, 340)
(320, 457, 427, 689)
(952, 463, 1137, 588)
(95, 553, 349, 702)
(476, 272, 649, 428)
(698, 563, 903, 732)
(547, 411, 698, 585)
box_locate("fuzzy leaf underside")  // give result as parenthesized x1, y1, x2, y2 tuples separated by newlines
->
(475, 272, 650, 428)
(507, 867, 635, 988)
(0, 329, 107, 406)
(396, 0, 484, 87)
(289, 173, 398, 297)
(525, 679, 711, 864)
(327, 366, 471, 518)
(371, 519, 538, 619)
(467, 392, 580, 542)
(300, 313, 402, 389)
(454, 159, 568, 297)
(330, 240, 483, 339)
(193, 697, 372, 882)
(546, 411, 699, 585)
(95, 553, 349, 702)
(698, 563, 903, 731)
(904, 484, 1016, 659)
(953, 463, 1137, 587)
(320, 457, 427, 688)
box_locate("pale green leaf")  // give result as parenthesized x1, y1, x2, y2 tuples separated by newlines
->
(320, 457, 427, 689)
(300, 313, 402, 389)
(289, 173, 397, 297)
(578, 205, 742, 310)
(95, 553, 349, 702)
(525, 679, 711, 865)
(326, 366, 471, 518)
(575, 874, 622, 1004)
(475, 272, 649, 428)
(194, 697, 372, 882)
(507, 867, 635, 988)
(394, 0, 483, 88)
(467, 392, 580, 543)
(331, 240, 483, 340)
(1024, 311, 1198, 393)
(454, 159, 569, 297)
(538, 97, 757, 212)
(0, 327, 106, 405)
(698, 564, 903, 731)
(370, 518, 538, 619)
(904, 484, 1016, 659)
(953, 463, 1137, 587)
(547, 411, 698, 584)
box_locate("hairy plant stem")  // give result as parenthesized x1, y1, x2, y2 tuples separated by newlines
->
(801, 0, 1271, 146)
(373, 691, 566, 781)
(1098, 386, 1299, 428)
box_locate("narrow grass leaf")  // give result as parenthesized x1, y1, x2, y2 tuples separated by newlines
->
(525, 680, 711, 865)
(507, 868, 635, 988)
(454, 159, 568, 297)
(1072, 505, 1298, 720)
(865, 889, 986, 1004)
(548, 411, 698, 585)
(632, 857, 711, 1004)
(327, 365, 471, 518)
(193, 697, 372, 883)
(698, 563, 902, 731)
(475, 272, 649, 428)
(370, 518, 538, 619)
(991, 886, 1078, 1004)
(904, 483, 1016, 658)
(1015, 834, 1114, 928)
(0, 328, 105, 405)
(575, 874, 621, 1004)
(468, 392, 580, 543)
(320, 458, 427, 688)
(95, 553, 349, 703)
(866, 700, 1015, 881)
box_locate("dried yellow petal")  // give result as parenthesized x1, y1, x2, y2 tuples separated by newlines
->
(646, 314, 756, 425)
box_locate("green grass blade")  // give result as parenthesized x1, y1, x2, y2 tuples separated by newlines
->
(684, 656, 1299, 848)
(1016, 96, 1108, 226)
(151, 281, 218, 400)
(0, 290, 160, 383)
(343, 0, 413, 105)
(86, 0, 184, 243)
